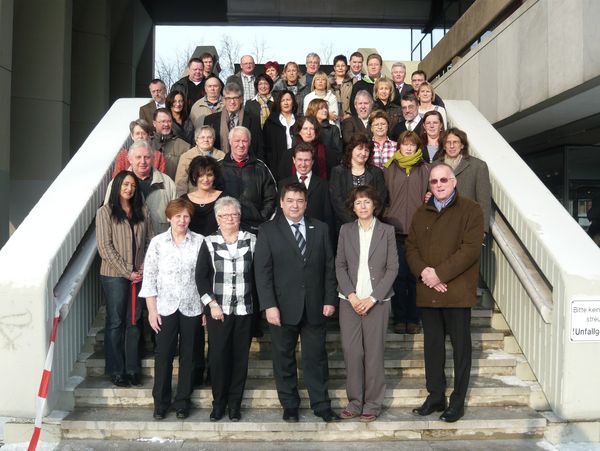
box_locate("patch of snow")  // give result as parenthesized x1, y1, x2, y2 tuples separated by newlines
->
(537, 441, 600, 450)
(1, 442, 57, 450)
(492, 375, 533, 387)
(136, 437, 182, 444)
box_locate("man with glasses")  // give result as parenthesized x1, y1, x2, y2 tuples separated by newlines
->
(204, 83, 263, 158)
(405, 164, 484, 423)
(227, 55, 257, 106)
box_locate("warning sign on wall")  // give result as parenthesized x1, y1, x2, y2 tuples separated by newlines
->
(571, 300, 600, 342)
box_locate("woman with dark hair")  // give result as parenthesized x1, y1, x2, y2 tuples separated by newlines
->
(166, 90, 195, 145)
(373, 77, 402, 130)
(195, 196, 257, 422)
(383, 131, 430, 335)
(435, 128, 491, 233)
(245, 73, 274, 128)
(96, 170, 154, 387)
(262, 90, 298, 181)
(368, 110, 396, 169)
(264, 60, 280, 84)
(329, 134, 387, 229)
(305, 98, 343, 167)
(336, 185, 398, 422)
(329, 54, 353, 120)
(183, 155, 224, 236)
(278, 116, 336, 181)
(419, 110, 445, 163)
(139, 198, 204, 420)
(112, 119, 166, 177)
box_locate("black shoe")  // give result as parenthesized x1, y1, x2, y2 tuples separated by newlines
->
(412, 398, 447, 416)
(110, 374, 130, 387)
(229, 407, 241, 422)
(127, 373, 142, 386)
(282, 407, 299, 422)
(210, 407, 225, 422)
(314, 408, 341, 423)
(440, 405, 464, 423)
(176, 408, 189, 419)
(153, 408, 166, 420)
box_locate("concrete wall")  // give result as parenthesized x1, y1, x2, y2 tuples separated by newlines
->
(2, 0, 154, 244)
(0, 0, 13, 248)
(432, 0, 600, 126)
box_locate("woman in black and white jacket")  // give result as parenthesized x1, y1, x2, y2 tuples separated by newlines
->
(195, 196, 257, 423)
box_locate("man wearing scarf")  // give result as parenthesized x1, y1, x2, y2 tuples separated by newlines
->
(405, 163, 484, 423)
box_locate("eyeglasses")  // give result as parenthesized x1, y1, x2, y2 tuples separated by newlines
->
(224, 96, 241, 101)
(218, 213, 241, 219)
(429, 177, 455, 185)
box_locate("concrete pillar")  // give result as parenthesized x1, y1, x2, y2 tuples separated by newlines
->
(0, 0, 13, 248)
(70, 0, 110, 154)
(10, 0, 72, 229)
(136, 26, 154, 97)
(109, 0, 152, 103)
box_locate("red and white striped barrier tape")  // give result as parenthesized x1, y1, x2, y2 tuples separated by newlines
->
(28, 306, 61, 451)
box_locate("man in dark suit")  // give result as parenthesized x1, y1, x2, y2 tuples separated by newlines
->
(341, 90, 373, 147)
(278, 143, 335, 237)
(391, 62, 412, 106)
(254, 182, 340, 423)
(389, 93, 423, 141)
(204, 82, 263, 159)
(139, 79, 166, 125)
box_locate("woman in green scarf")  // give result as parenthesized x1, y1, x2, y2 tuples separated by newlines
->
(383, 131, 430, 335)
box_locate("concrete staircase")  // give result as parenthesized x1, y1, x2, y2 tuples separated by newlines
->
(60, 304, 550, 443)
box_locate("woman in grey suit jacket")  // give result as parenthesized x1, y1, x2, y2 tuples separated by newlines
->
(335, 185, 399, 422)
(435, 128, 491, 233)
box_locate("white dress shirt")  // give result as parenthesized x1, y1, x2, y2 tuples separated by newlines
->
(139, 228, 204, 317)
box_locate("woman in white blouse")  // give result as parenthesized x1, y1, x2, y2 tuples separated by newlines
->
(195, 196, 256, 422)
(139, 198, 204, 421)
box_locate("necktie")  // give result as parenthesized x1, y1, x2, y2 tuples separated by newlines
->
(228, 113, 237, 130)
(292, 223, 306, 255)
(406, 121, 412, 131)
(299, 175, 307, 186)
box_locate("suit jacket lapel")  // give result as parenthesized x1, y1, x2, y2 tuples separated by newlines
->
(368, 220, 385, 259)
(304, 217, 316, 263)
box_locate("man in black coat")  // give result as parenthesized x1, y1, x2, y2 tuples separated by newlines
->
(204, 82, 264, 159)
(254, 182, 340, 423)
(278, 143, 335, 237)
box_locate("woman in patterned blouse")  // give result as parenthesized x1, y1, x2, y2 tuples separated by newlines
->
(139, 198, 205, 421)
(195, 196, 257, 423)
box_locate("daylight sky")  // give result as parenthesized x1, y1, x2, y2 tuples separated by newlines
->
(155, 25, 443, 78)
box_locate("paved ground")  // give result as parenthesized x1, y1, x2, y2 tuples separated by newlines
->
(3, 439, 600, 450)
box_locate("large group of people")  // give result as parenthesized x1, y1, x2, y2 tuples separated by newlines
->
(96, 49, 491, 426)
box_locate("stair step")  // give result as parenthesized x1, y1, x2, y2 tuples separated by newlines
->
(84, 349, 518, 378)
(61, 406, 546, 441)
(93, 329, 505, 353)
(73, 375, 535, 409)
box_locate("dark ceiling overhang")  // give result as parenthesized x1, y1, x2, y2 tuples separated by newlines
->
(140, 0, 469, 31)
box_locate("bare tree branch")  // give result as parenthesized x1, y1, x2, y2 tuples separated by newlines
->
(319, 40, 334, 65)
(154, 44, 196, 89)
(218, 35, 241, 79)
(251, 36, 268, 63)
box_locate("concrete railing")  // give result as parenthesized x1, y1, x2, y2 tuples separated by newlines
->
(0, 98, 147, 417)
(446, 100, 600, 420)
